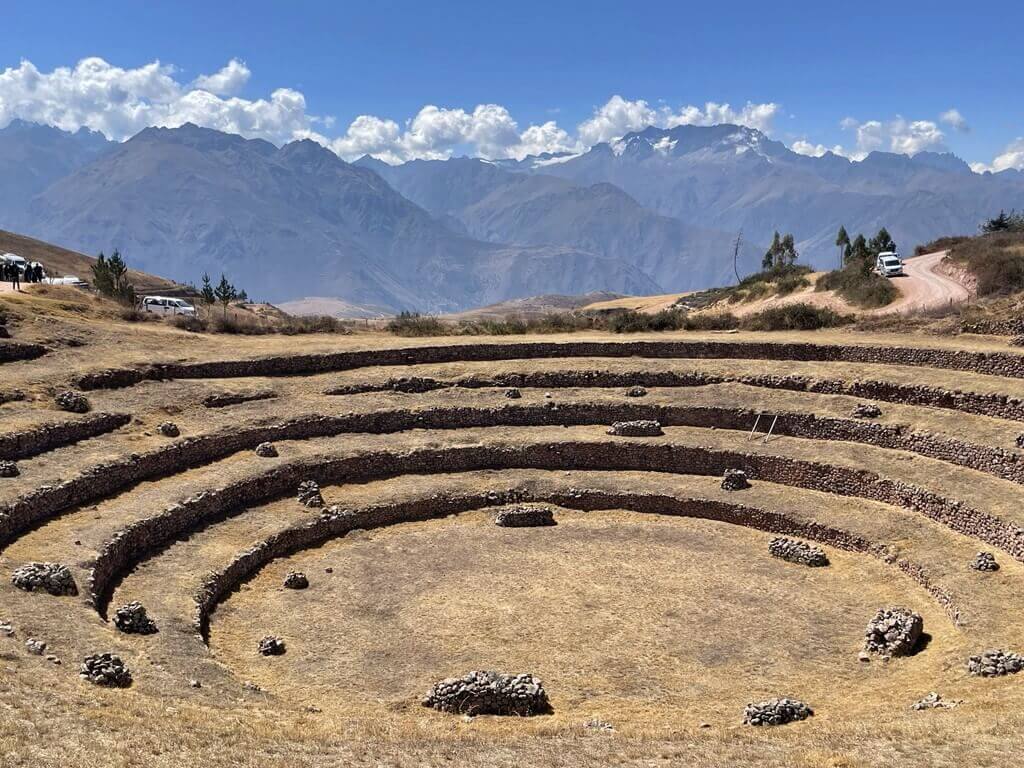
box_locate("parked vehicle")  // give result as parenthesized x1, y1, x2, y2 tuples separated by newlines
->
(44, 275, 88, 288)
(140, 295, 197, 316)
(1, 252, 28, 274)
(875, 251, 904, 277)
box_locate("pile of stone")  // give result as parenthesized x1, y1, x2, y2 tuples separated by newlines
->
(387, 376, 444, 393)
(25, 638, 46, 655)
(970, 552, 1000, 572)
(863, 607, 923, 657)
(0, 620, 13, 637)
(504, 388, 522, 399)
(296, 480, 324, 508)
(258, 636, 286, 656)
(0, 460, 18, 478)
(1016, 433, 1024, 449)
(494, 506, 556, 527)
(606, 420, 663, 437)
(156, 422, 180, 437)
(911, 692, 961, 710)
(625, 385, 647, 397)
(283, 571, 309, 589)
(80, 653, 132, 687)
(852, 403, 882, 419)
(743, 698, 813, 726)
(768, 537, 829, 567)
(11, 562, 78, 596)
(113, 601, 158, 635)
(255, 442, 278, 458)
(422, 670, 550, 716)
(967, 649, 1024, 677)
(55, 390, 90, 413)
(721, 469, 750, 491)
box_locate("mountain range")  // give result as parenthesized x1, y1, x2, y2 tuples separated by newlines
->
(1, 119, 1022, 312)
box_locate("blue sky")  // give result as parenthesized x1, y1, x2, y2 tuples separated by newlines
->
(2, 1, 1022, 169)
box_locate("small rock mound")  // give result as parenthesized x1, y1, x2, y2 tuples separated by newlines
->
(504, 387, 522, 399)
(387, 376, 445, 393)
(156, 422, 180, 437)
(768, 537, 829, 567)
(0, 460, 18, 478)
(721, 469, 750, 491)
(864, 607, 923, 657)
(258, 636, 286, 656)
(743, 698, 813, 726)
(11, 562, 78, 596)
(911, 692, 961, 710)
(970, 552, 999, 572)
(283, 571, 309, 589)
(607, 419, 663, 437)
(1017, 433, 1024, 449)
(852, 403, 882, 418)
(80, 653, 132, 687)
(55, 390, 90, 413)
(967, 649, 1024, 677)
(494, 506, 556, 528)
(422, 671, 551, 716)
(625, 385, 647, 397)
(296, 480, 324, 508)
(255, 442, 278, 458)
(26, 638, 47, 655)
(113, 601, 158, 635)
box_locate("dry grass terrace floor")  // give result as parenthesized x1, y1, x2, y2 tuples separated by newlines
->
(3, 305, 1024, 766)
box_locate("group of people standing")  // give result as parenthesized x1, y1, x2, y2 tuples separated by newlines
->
(2, 262, 45, 290)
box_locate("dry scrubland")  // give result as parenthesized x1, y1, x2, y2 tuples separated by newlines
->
(3, 285, 1024, 767)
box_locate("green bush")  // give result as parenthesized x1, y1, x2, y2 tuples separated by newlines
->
(386, 311, 450, 336)
(683, 312, 739, 331)
(740, 303, 851, 331)
(816, 264, 898, 308)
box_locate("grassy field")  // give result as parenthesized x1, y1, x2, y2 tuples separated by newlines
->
(3, 283, 1024, 766)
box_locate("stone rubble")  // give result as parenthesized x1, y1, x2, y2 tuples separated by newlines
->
(422, 671, 551, 716)
(863, 607, 923, 657)
(80, 653, 132, 687)
(606, 420, 664, 437)
(0, 460, 18, 478)
(54, 390, 90, 413)
(743, 698, 813, 726)
(768, 537, 829, 567)
(504, 388, 522, 399)
(852, 403, 883, 419)
(625, 386, 647, 397)
(258, 636, 286, 656)
(157, 422, 180, 437)
(970, 552, 999, 572)
(11, 562, 78, 596)
(387, 376, 445, 394)
(967, 649, 1024, 677)
(720, 469, 751, 491)
(911, 692, 962, 710)
(296, 480, 324, 508)
(255, 441, 278, 458)
(283, 571, 309, 589)
(0, 621, 13, 637)
(113, 601, 158, 635)
(25, 638, 46, 655)
(494, 506, 556, 527)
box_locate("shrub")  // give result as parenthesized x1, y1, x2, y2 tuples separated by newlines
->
(740, 303, 852, 331)
(606, 309, 688, 333)
(816, 265, 898, 308)
(948, 231, 1024, 296)
(915, 236, 969, 256)
(683, 312, 739, 331)
(386, 311, 450, 336)
(169, 314, 206, 332)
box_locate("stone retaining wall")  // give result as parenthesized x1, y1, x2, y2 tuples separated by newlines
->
(74, 339, 1024, 390)
(191, 486, 961, 641)
(0, 342, 47, 364)
(0, 413, 131, 461)
(81, 435, 1002, 619)
(6, 402, 1024, 559)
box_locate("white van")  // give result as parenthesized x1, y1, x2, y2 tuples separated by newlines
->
(875, 251, 904, 277)
(1, 252, 28, 273)
(141, 296, 197, 316)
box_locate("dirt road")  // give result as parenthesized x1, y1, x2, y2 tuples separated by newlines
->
(875, 250, 971, 315)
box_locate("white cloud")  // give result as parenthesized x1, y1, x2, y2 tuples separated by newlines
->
(790, 139, 847, 158)
(665, 101, 780, 133)
(971, 138, 1024, 173)
(192, 58, 250, 97)
(837, 115, 946, 159)
(576, 95, 659, 146)
(939, 108, 969, 132)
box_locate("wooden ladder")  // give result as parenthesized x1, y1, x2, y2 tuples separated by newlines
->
(747, 411, 779, 444)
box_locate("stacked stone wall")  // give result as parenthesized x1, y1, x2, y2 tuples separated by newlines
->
(0, 413, 131, 461)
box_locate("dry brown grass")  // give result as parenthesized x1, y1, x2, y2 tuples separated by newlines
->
(4, 301, 1024, 766)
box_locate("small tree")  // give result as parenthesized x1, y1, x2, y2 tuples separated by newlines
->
(732, 231, 743, 284)
(779, 233, 798, 267)
(868, 227, 897, 257)
(200, 273, 216, 306)
(835, 226, 850, 270)
(982, 210, 1013, 233)
(91, 252, 113, 295)
(762, 231, 782, 270)
(91, 249, 134, 304)
(214, 274, 237, 318)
